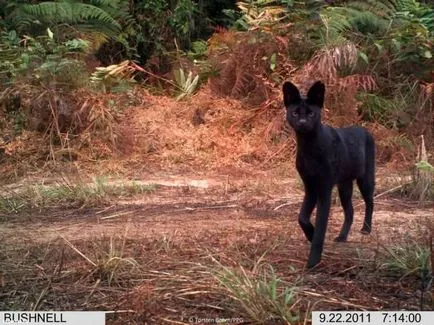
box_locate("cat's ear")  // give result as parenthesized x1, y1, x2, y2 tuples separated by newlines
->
(282, 81, 301, 107)
(307, 81, 325, 108)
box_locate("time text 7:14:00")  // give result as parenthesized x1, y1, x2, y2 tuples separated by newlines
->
(312, 311, 434, 325)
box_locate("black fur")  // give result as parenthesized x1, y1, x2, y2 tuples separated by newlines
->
(283, 81, 375, 269)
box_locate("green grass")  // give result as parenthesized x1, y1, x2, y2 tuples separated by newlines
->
(78, 228, 140, 286)
(63, 234, 140, 286)
(211, 255, 300, 324)
(0, 195, 27, 213)
(0, 177, 158, 214)
(381, 242, 432, 280)
(379, 238, 433, 309)
(356, 84, 420, 130)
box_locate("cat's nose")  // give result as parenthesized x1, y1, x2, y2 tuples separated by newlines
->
(299, 119, 307, 124)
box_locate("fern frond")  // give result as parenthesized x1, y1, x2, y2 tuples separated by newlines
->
(321, 5, 389, 37)
(306, 42, 359, 80)
(394, 0, 419, 12)
(347, 0, 396, 19)
(10, 2, 121, 38)
(320, 7, 353, 35)
(87, 0, 121, 9)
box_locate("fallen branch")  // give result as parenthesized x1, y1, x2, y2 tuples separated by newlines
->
(354, 182, 412, 208)
(273, 201, 297, 211)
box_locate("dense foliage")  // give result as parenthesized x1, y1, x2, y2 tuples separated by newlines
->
(0, 0, 433, 152)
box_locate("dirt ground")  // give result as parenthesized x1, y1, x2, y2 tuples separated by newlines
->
(1, 170, 433, 324)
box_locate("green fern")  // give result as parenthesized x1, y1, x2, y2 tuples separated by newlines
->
(321, 0, 434, 34)
(346, 0, 396, 19)
(321, 4, 390, 37)
(319, 0, 434, 63)
(87, 0, 120, 7)
(7, 1, 121, 39)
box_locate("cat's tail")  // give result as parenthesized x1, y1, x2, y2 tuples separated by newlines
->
(365, 132, 376, 185)
(359, 131, 376, 234)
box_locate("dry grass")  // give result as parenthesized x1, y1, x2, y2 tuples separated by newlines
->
(208, 30, 293, 107)
(0, 54, 420, 184)
(1, 172, 433, 320)
(210, 254, 301, 324)
(119, 86, 295, 173)
(0, 83, 415, 184)
(1, 218, 432, 323)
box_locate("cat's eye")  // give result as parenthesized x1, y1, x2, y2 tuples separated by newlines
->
(292, 111, 299, 117)
(308, 111, 315, 117)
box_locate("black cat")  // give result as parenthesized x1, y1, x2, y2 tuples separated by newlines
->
(283, 81, 375, 269)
